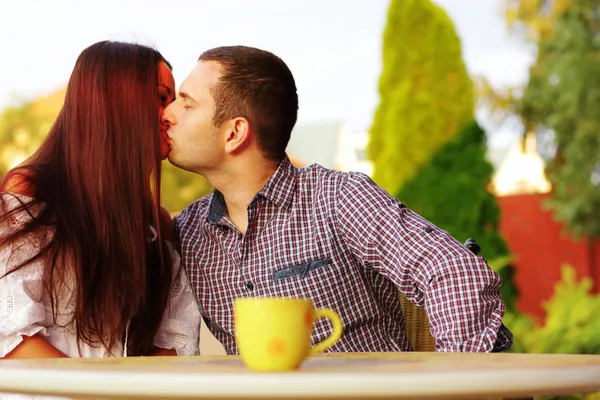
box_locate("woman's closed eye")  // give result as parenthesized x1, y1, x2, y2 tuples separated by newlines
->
(160, 93, 175, 106)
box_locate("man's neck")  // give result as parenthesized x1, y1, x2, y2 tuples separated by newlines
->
(211, 159, 279, 234)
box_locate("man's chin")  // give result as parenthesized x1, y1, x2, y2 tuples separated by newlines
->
(166, 155, 192, 173)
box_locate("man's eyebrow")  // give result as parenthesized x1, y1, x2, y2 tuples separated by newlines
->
(179, 91, 198, 103)
(159, 84, 173, 95)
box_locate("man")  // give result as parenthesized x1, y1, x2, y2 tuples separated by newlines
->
(162, 45, 512, 354)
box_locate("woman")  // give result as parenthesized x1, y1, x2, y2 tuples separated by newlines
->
(0, 41, 200, 361)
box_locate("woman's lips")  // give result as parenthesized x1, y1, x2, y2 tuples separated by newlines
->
(161, 131, 172, 143)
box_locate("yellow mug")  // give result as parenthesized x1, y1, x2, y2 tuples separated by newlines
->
(234, 297, 343, 372)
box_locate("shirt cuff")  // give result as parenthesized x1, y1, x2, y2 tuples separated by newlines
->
(492, 324, 513, 352)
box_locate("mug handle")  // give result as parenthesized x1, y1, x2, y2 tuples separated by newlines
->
(308, 308, 343, 355)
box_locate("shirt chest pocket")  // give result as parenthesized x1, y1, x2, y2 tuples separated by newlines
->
(272, 259, 332, 281)
(270, 258, 349, 300)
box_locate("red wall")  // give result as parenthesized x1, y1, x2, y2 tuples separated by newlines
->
(497, 193, 600, 318)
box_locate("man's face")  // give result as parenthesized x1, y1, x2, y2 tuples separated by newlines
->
(162, 61, 226, 174)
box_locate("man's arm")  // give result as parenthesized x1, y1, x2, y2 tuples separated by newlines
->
(335, 172, 512, 352)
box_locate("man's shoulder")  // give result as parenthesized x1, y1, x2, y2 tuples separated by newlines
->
(174, 194, 212, 233)
(297, 163, 349, 191)
(297, 164, 398, 218)
(297, 164, 376, 196)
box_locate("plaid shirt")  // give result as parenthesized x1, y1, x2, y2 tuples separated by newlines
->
(175, 156, 512, 354)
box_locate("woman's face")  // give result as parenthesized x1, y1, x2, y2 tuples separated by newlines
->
(158, 62, 176, 160)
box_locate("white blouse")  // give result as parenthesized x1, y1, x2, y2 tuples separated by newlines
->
(0, 193, 201, 399)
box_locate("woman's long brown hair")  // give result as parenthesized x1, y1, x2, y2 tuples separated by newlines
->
(0, 41, 172, 356)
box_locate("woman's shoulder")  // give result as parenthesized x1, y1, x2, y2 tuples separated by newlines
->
(1, 168, 35, 198)
(0, 169, 39, 226)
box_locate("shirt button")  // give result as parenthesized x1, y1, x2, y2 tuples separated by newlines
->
(246, 282, 254, 291)
(424, 226, 434, 233)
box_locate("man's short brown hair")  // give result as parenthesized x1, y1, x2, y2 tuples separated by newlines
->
(199, 46, 299, 161)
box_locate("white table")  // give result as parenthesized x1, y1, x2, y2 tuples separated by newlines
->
(0, 352, 599, 399)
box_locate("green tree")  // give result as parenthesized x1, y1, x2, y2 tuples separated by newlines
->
(478, 0, 600, 239)
(368, 0, 474, 195)
(476, 0, 570, 126)
(505, 0, 572, 42)
(519, 0, 600, 238)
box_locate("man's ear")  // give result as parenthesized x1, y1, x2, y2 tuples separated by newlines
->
(224, 117, 251, 154)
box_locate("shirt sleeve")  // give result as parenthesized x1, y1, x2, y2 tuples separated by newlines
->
(153, 243, 202, 356)
(335, 172, 512, 352)
(0, 194, 49, 357)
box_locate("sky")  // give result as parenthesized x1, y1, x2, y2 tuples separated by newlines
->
(0, 0, 534, 149)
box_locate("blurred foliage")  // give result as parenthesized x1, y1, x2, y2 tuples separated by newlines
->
(521, 0, 600, 238)
(505, 0, 572, 43)
(475, 76, 524, 128)
(0, 90, 211, 214)
(368, 0, 474, 195)
(476, 0, 572, 124)
(508, 265, 600, 355)
(477, 0, 600, 238)
(506, 265, 600, 399)
(161, 162, 212, 214)
(487, 256, 518, 312)
(0, 103, 50, 173)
